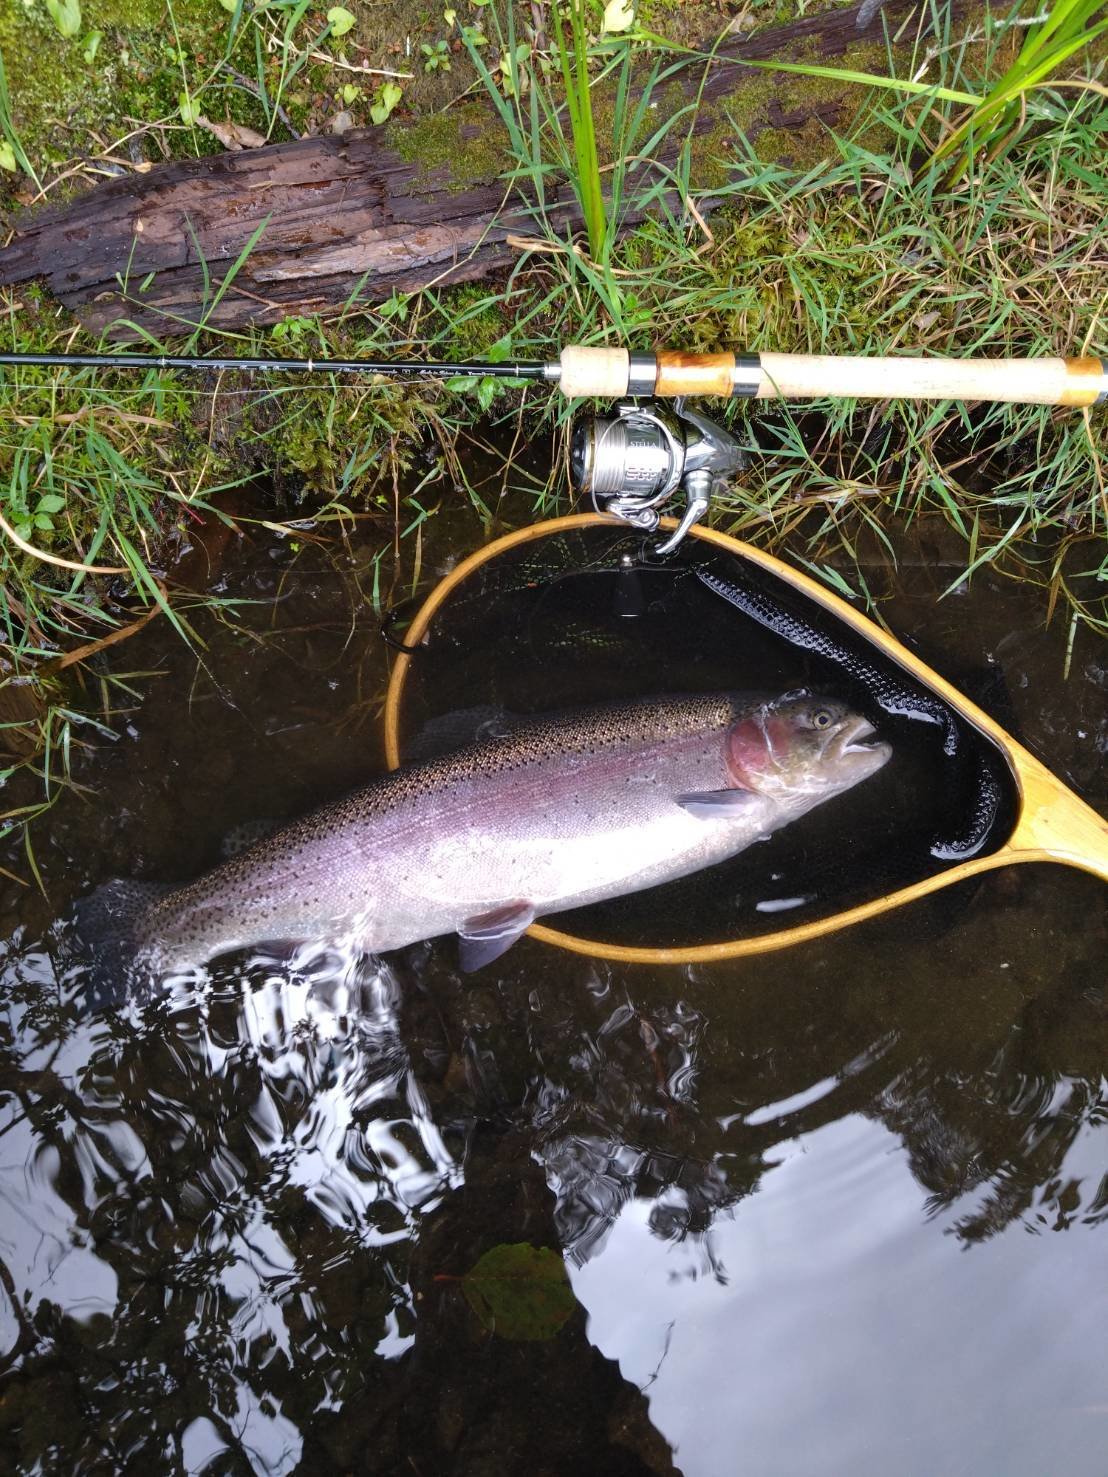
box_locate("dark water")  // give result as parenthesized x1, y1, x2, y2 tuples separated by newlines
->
(1, 473, 1107, 1475)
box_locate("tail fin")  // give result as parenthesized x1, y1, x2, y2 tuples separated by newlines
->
(71, 879, 169, 1010)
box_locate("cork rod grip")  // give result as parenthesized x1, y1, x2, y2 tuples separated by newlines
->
(755, 353, 1105, 407)
(556, 346, 1105, 405)
(558, 346, 630, 398)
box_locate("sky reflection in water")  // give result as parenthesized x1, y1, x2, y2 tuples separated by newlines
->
(3, 897, 1107, 1474)
(572, 1111, 1108, 1477)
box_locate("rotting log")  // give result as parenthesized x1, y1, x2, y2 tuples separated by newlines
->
(0, 0, 977, 337)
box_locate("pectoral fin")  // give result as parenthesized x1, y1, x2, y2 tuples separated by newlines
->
(458, 901, 536, 973)
(677, 789, 761, 821)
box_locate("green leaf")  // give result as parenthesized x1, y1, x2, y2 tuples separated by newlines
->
(327, 6, 356, 37)
(736, 56, 978, 107)
(33, 514, 55, 531)
(378, 290, 408, 321)
(0, 141, 15, 172)
(341, 82, 361, 104)
(178, 91, 200, 125)
(44, 0, 82, 39)
(475, 376, 498, 412)
(369, 80, 402, 125)
(35, 494, 66, 514)
(485, 335, 512, 364)
(82, 29, 102, 64)
(460, 1243, 575, 1341)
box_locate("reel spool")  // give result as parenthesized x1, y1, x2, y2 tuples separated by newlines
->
(569, 402, 747, 555)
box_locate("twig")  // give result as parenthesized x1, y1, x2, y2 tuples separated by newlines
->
(305, 50, 414, 80)
(41, 602, 163, 674)
(0, 510, 127, 575)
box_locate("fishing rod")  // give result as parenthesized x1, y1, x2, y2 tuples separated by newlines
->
(4, 342, 1104, 555)
(1, 345, 1105, 405)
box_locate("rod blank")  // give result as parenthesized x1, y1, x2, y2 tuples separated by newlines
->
(1, 345, 1104, 407)
(0, 350, 552, 381)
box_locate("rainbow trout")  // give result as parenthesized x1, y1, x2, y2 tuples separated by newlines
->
(75, 691, 889, 991)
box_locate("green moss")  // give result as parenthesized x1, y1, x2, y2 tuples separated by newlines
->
(0, 0, 236, 197)
(438, 284, 511, 357)
(690, 194, 940, 354)
(750, 117, 835, 169)
(690, 110, 737, 191)
(390, 104, 512, 190)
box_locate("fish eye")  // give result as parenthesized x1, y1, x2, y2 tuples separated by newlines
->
(812, 708, 833, 730)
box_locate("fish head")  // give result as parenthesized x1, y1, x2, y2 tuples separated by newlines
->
(726, 691, 891, 803)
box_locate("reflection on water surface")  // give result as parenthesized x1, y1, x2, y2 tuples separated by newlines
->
(1, 484, 1106, 1474)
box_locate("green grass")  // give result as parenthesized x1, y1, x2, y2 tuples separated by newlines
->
(698, 0, 1108, 184)
(549, 0, 607, 259)
(932, 0, 1108, 181)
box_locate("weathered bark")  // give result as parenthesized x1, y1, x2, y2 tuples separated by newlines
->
(0, 0, 976, 336)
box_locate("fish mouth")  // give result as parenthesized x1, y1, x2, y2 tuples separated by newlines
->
(832, 716, 889, 760)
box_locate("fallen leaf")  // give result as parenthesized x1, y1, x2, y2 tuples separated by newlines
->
(196, 115, 267, 151)
(602, 0, 635, 34)
(458, 1243, 576, 1342)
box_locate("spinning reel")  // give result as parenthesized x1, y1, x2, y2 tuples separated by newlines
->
(569, 401, 748, 555)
